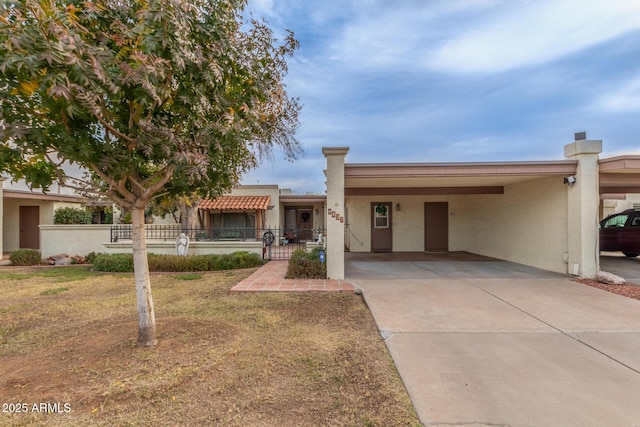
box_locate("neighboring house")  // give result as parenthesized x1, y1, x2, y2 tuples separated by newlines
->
(2, 188, 86, 252)
(197, 184, 326, 243)
(601, 194, 640, 219)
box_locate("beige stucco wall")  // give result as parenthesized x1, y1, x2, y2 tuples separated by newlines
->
(461, 176, 569, 274)
(346, 176, 569, 274)
(601, 194, 640, 218)
(41, 224, 264, 258)
(3, 199, 85, 252)
(565, 140, 601, 278)
(104, 240, 263, 256)
(40, 224, 112, 258)
(346, 195, 471, 252)
(324, 147, 349, 279)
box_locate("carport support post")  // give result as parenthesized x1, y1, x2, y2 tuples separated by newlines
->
(564, 139, 602, 278)
(323, 147, 349, 280)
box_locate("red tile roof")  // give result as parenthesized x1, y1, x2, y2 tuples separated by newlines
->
(198, 195, 271, 211)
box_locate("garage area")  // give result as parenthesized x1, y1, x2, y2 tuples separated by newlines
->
(324, 141, 640, 280)
(345, 251, 563, 280)
(344, 160, 578, 275)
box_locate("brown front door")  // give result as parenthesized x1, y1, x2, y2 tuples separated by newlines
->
(297, 209, 313, 240)
(20, 206, 40, 249)
(371, 202, 392, 252)
(425, 202, 448, 252)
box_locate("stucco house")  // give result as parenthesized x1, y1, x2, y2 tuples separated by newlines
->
(1, 186, 87, 254)
(2, 135, 639, 277)
(322, 137, 640, 280)
(197, 185, 325, 240)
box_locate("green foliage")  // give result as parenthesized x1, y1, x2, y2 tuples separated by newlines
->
(285, 248, 327, 279)
(93, 252, 263, 273)
(54, 207, 92, 224)
(9, 249, 42, 266)
(0, 0, 301, 205)
(93, 254, 134, 273)
(0, 0, 301, 344)
(84, 252, 99, 264)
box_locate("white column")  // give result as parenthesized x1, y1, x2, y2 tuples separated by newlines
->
(564, 139, 602, 278)
(322, 147, 349, 280)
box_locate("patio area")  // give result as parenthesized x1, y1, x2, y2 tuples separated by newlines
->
(230, 260, 356, 293)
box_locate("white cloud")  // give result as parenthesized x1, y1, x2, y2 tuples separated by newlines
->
(594, 76, 640, 113)
(428, 0, 640, 73)
(246, 0, 275, 17)
(319, 0, 640, 74)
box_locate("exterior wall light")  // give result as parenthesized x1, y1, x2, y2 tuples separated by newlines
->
(396, 203, 401, 211)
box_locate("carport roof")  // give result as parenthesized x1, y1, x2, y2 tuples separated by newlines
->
(344, 160, 578, 195)
(599, 155, 640, 194)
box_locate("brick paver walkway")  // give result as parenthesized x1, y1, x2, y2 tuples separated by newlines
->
(231, 261, 356, 293)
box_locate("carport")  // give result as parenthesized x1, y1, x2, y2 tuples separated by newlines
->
(323, 139, 640, 280)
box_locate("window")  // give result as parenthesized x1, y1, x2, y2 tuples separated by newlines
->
(374, 204, 389, 229)
(210, 212, 256, 240)
(603, 214, 629, 229)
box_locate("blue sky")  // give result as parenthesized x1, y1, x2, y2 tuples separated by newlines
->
(241, 0, 640, 194)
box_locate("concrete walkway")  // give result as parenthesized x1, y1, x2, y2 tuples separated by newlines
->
(347, 252, 640, 427)
(230, 261, 355, 293)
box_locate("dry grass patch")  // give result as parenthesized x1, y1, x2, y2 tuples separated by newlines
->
(0, 265, 419, 426)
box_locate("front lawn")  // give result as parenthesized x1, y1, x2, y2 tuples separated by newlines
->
(0, 266, 419, 426)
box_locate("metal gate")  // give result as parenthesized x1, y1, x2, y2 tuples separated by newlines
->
(262, 228, 318, 260)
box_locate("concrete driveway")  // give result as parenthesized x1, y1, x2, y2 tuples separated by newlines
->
(601, 252, 640, 285)
(346, 252, 640, 427)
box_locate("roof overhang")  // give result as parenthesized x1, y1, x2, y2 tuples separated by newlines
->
(198, 195, 271, 211)
(344, 160, 578, 195)
(279, 194, 326, 204)
(3, 189, 86, 203)
(599, 155, 640, 194)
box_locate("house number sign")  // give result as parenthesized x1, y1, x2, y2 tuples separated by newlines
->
(327, 208, 344, 223)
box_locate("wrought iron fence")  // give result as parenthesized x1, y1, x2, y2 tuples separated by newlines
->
(110, 224, 326, 247)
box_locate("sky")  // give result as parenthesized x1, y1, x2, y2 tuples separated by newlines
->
(240, 0, 640, 194)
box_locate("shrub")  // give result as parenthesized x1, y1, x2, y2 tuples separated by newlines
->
(84, 252, 99, 264)
(9, 248, 42, 266)
(93, 253, 133, 272)
(285, 248, 326, 279)
(92, 251, 263, 272)
(54, 207, 92, 224)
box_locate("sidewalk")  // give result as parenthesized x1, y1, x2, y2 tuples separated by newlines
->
(230, 261, 356, 293)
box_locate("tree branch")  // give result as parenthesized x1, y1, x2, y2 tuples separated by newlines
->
(89, 164, 135, 205)
(96, 114, 136, 146)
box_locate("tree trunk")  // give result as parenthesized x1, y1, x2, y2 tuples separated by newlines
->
(178, 197, 201, 230)
(131, 206, 157, 346)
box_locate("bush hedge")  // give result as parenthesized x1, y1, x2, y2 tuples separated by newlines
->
(92, 251, 263, 272)
(9, 248, 42, 266)
(285, 248, 326, 279)
(54, 207, 92, 224)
